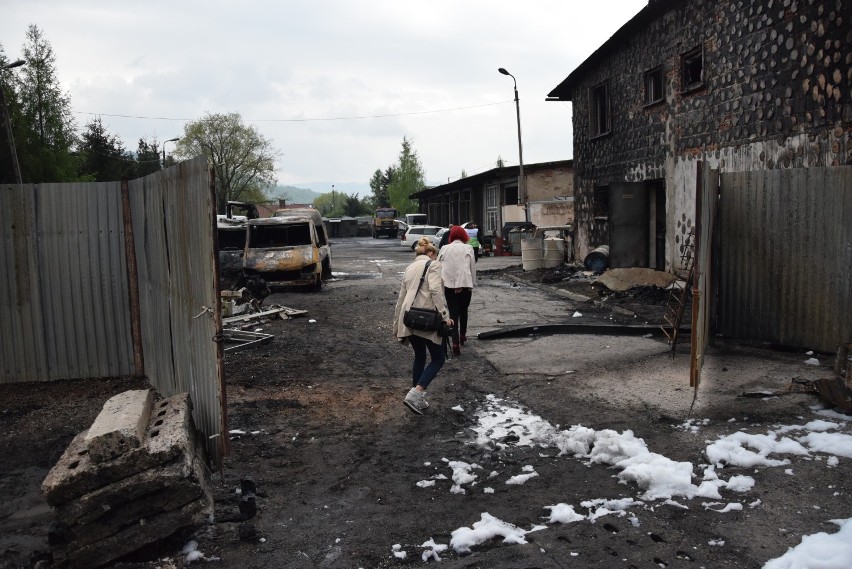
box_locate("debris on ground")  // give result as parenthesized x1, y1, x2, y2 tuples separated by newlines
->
(593, 267, 676, 293)
(222, 305, 308, 329)
(41, 390, 213, 568)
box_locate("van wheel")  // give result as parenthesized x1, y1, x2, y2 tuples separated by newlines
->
(322, 259, 332, 280)
(311, 274, 322, 292)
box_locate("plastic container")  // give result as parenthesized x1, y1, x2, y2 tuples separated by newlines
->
(521, 238, 543, 271)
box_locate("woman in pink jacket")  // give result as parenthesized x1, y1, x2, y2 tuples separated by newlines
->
(393, 237, 454, 415)
(437, 226, 476, 356)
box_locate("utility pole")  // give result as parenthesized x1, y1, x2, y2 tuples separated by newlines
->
(0, 60, 26, 185)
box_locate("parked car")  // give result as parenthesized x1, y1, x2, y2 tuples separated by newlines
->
(401, 225, 443, 250)
(243, 216, 329, 291)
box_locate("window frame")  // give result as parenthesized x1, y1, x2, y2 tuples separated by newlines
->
(593, 185, 610, 219)
(680, 46, 704, 94)
(589, 81, 611, 138)
(643, 65, 664, 106)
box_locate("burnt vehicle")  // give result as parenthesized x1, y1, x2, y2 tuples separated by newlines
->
(244, 216, 328, 291)
(216, 201, 260, 286)
(272, 207, 332, 279)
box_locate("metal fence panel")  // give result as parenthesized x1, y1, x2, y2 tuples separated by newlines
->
(0, 183, 133, 382)
(717, 167, 852, 352)
(130, 157, 224, 464)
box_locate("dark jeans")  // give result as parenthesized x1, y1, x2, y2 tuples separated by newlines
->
(408, 334, 445, 389)
(444, 287, 472, 345)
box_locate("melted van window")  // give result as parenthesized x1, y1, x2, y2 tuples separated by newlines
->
(250, 223, 312, 248)
(218, 228, 247, 250)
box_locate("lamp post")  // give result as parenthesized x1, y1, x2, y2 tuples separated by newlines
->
(1, 59, 26, 185)
(498, 67, 527, 222)
(162, 137, 179, 168)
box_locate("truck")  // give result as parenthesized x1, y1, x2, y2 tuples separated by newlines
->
(372, 207, 399, 238)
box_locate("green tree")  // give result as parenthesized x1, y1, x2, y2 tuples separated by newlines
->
(174, 112, 279, 213)
(16, 25, 77, 182)
(386, 137, 424, 215)
(343, 193, 368, 217)
(76, 117, 134, 181)
(312, 193, 338, 217)
(134, 137, 162, 177)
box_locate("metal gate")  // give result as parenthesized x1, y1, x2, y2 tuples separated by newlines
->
(716, 166, 852, 352)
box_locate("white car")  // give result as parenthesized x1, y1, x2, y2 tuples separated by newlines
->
(401, 225, 443, 250)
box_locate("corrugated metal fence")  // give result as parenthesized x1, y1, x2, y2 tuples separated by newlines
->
(716, 166, 852, 352)
(0, 157, 225, 465)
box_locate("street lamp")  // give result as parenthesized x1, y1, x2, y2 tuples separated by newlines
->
(498, 67, 527, 222)
(162, 137, 179, 168)
(1, 59, 27, 185)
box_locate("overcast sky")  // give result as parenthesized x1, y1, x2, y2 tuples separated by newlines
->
(1, 0, 646, 194)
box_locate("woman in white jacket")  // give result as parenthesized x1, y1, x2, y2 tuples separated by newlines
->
(437, 226, 476, 356)
(393, 237, 454, 415)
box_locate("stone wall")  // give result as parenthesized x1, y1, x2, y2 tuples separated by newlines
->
(568, 0, 850, 264)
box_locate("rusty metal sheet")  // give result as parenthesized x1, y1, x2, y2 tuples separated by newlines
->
(716, 166, 852, 352)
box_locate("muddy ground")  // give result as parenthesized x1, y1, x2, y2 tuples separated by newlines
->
(1, 239, 848, 569)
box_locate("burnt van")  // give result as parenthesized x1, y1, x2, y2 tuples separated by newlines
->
(244, 216, 329, 291)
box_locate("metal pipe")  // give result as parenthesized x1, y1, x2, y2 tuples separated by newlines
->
(1, 59, 26, 185)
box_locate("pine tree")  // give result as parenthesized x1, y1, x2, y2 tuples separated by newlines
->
(386, 137, 425, 215)
(16, 25, 77, 182)
(76, 117, 134, 181)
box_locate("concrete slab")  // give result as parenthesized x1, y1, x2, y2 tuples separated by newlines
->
(42, 393, 195, 506)
(84, 389, 153, 464)
(55, 451, 197, 526)
(64, 492, 212, 569)
(61, 455, 210, 547)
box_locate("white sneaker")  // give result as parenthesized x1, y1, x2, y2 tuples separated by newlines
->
(403, 388, 426, 415)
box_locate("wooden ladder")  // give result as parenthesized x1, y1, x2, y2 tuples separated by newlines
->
(661, 229, 695, 350)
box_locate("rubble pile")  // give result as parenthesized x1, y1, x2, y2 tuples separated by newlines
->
(41, 390, 213, 568)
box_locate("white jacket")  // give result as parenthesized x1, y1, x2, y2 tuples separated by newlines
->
(393, 256, 451, 344)
(438, 241, 476, 288)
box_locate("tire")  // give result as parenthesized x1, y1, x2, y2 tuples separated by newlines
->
(322, 259, 332, 280)
(311, 274, 322, 292)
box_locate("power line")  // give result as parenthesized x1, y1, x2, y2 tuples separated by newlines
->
(72, 100, 512, 123)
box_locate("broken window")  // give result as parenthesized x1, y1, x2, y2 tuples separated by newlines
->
(644, 66, 664, 105)
(590, 81, 610, 137)
(681, 46, 703, 92)
(218, 228, 247, 251)
(249, 223, 313, 248)
(593, 185, 610, 218)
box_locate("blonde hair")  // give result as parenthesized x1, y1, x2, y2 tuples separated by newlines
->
(414, 237, 438, 256)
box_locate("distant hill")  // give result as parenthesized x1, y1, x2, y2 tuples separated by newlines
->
(269, 185, 323, 205)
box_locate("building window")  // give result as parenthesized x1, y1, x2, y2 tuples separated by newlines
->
(485, 185, 498, 234)
(644, 66, 664, 105)
(593, 185, 609, 218)
(590, 81, 610, 137)
(681, 46, 703, 92)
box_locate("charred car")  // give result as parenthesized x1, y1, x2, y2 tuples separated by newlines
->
(243, 216, 329, 291)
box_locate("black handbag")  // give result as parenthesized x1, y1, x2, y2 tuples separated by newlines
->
(403, 261, 442, 332)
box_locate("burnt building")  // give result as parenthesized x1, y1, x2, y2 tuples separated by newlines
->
(548, 0, 850, 270)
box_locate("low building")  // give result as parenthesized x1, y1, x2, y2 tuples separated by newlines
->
(411, 160, 573, 239)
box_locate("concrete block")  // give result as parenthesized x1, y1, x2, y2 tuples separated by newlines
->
(61, 454, 210, 548)
(42, 393, 195, 506)
(56, 451, 197, 526)
(65, 492, 212, 569)
(84, 389, 153, 464)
